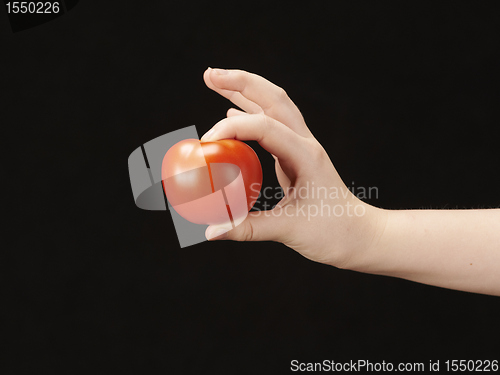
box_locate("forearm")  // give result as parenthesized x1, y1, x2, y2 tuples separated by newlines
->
(350, 208, 500, 296)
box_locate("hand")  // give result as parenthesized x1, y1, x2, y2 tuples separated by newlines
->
(201, 67, 386, 268)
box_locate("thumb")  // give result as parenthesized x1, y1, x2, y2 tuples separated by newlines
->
(205, 209, 289, 242)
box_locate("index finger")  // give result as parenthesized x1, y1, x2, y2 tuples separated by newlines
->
(208, 68, 313, 138)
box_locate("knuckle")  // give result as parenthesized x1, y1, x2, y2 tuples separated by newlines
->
(308, 139, 328, 163)
(277, 87, 289, 102)
(236, 220, 254, 241)
(257, 113, 274, 139)
(244, 221, 255, 241)
(260, 112, 272, 127)
(237, 70, 252, 85)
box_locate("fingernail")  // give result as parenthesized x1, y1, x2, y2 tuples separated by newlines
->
(213, 68, 229, 75)
(206, 228, 228, 241)
(201, 128, 215, 142)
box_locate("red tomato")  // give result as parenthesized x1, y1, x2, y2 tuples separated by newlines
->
(161, 139, 262, 225)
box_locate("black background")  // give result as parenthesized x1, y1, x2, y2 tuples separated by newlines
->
(2, 1, 500, 373)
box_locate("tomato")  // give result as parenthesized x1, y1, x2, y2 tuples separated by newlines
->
(161, 139, 262, 225)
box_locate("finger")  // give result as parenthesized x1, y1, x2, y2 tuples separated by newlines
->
(209, 68, 312, 137)
(222, 113, 290, 186)
(227, 107, 248, 117)
(200, 113, 306, 164)
(205, 210, 290, 242)
(203, 68, 262, 114)
(275, 159, 291, 190)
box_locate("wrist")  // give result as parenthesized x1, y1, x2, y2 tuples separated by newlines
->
(339, 202, 389, 272)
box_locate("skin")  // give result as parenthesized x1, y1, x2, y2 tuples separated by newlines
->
(200, 67, 500, 297)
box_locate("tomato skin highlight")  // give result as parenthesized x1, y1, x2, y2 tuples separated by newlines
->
(161, 139, 263, 225)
